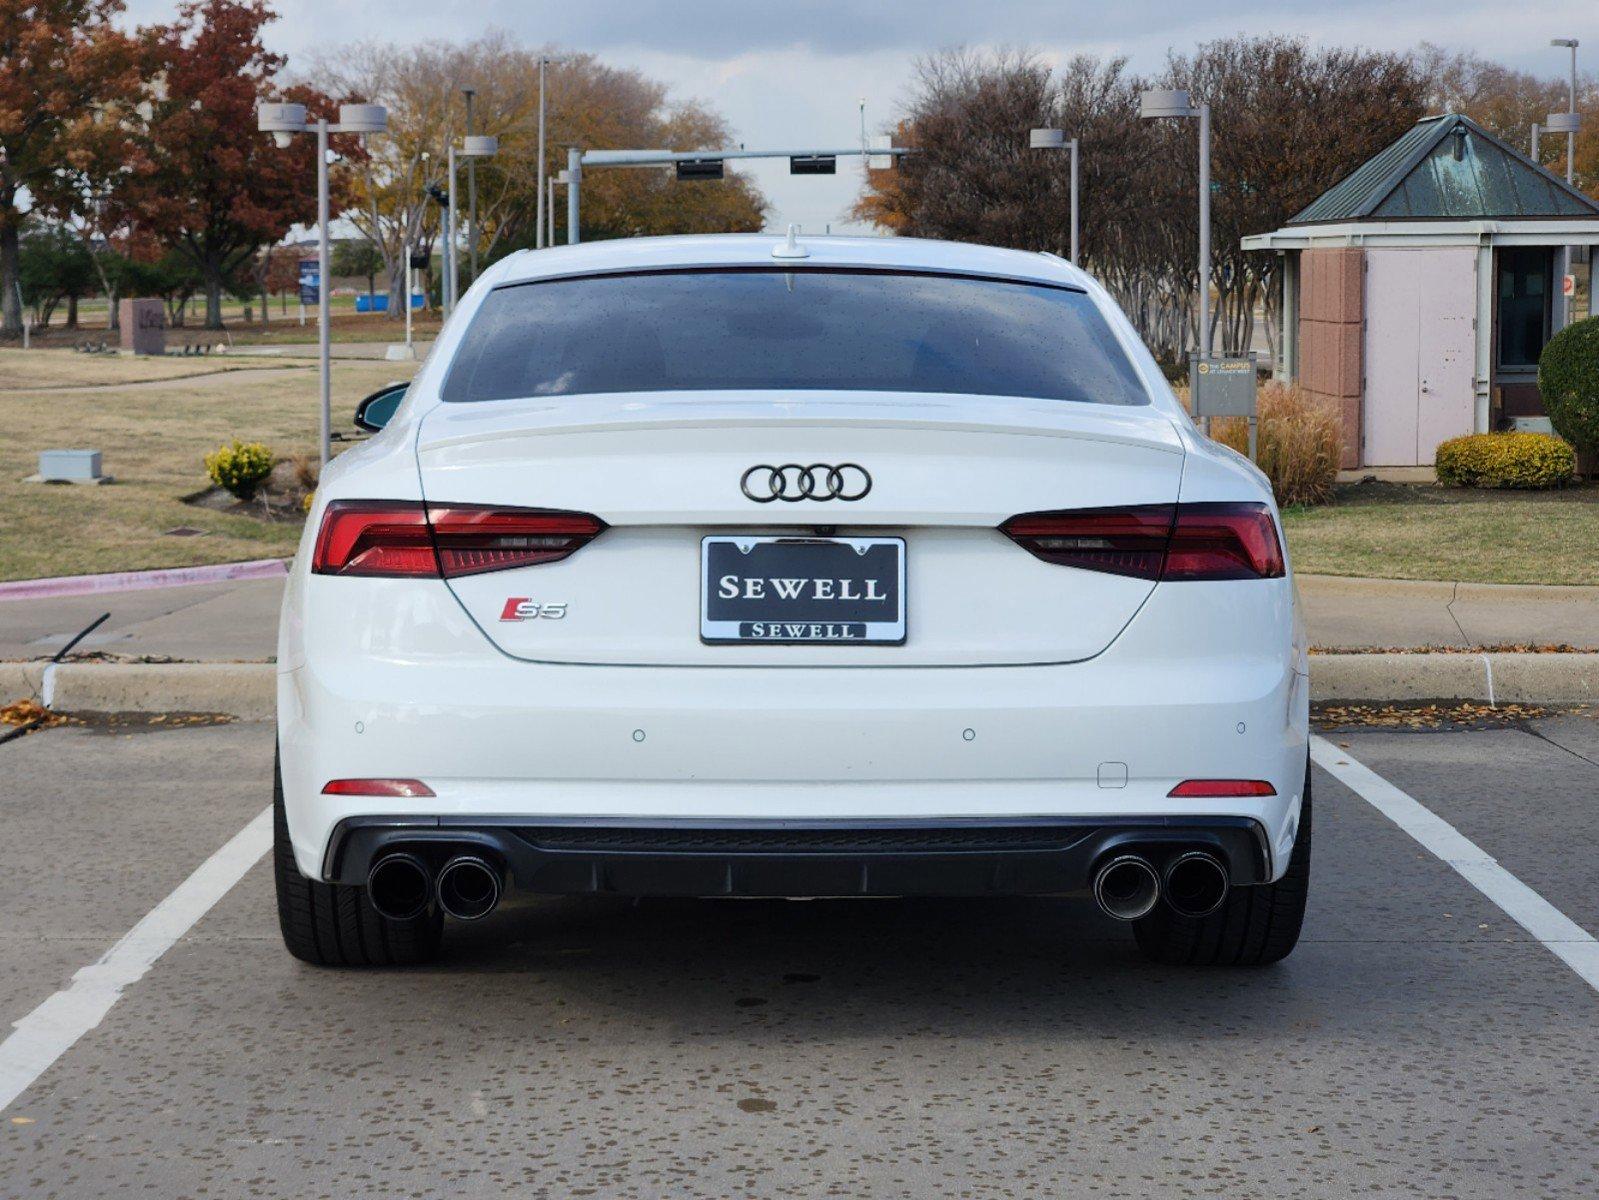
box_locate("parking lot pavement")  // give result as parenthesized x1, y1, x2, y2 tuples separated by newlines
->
(0, 578, 283, 662)
(3, 718, 1599, 1198)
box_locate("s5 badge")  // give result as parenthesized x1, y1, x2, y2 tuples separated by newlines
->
(499, 598, 568, 622)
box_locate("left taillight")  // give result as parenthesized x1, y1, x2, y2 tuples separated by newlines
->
(311, 501, 604, 578)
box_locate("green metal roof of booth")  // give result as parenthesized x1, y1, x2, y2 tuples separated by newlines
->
(1288, 114, 1599, 225)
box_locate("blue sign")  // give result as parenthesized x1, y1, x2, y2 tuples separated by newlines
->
(298, 258, 320, 305)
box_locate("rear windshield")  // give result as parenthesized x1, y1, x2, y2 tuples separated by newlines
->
(441, 267, 1149, 406)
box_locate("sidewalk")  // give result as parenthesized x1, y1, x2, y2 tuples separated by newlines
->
(2, 570, 1595, 664)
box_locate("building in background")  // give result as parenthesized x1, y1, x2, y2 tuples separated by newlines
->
(1244, 114, 1599, 469)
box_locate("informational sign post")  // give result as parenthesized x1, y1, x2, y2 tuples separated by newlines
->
(1189, 353, 1260, 459)
(297, 258, 320, 306)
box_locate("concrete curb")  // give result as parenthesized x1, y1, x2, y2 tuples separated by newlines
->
(3, 662, 276, 721)
(3, 655, 1596, 719)
(0, 558, 288, 602)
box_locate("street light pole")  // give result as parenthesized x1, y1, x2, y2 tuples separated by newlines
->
(1140, 89, 1213, 355)
(567, 146, 581, 245)
(258, 101, 388, 468)
(1027, 129, 1080, 263)
(1550, 39, 1581, 329)
(463, 88, 478, 283)
(1198, 102, 1211, 355)
(443, 135, 498, 320)
(445, 142, 457, 318)
(316, 117, 331, 468)
(537, 59, 548, 249)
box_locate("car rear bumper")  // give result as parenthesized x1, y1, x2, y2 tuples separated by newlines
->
(278, 579, 1309, 886)
(324, 815, 1272, 897)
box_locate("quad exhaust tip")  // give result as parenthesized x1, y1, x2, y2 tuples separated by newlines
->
(1093, 854, 1161, 921)
(1163, 851, 1230, 918)
(436, 854, 503, 921)
(367, 852, 433, 922)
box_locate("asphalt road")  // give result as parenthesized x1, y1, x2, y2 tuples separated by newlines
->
(2, 716, 1598, 1198)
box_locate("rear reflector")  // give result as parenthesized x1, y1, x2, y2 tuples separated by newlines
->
(312, 501, 604, 578)
(1168, 779, 1277, 798)
(1001, 502, 1284, 581)
(322, 778, 436, 797)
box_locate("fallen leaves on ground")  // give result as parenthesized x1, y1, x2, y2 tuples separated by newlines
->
(1309, 645, 1590, 655)
(0, 699, 69, 729)
(1312, 701, 1556, 729)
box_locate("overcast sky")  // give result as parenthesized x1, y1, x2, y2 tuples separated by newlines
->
(126, 0, 1599, 235)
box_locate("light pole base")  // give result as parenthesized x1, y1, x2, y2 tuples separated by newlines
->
(384, 343, 418, 362)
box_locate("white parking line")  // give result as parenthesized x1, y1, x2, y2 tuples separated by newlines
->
(1310, 735, 1599, 994)
(0, 806, 272, 1113)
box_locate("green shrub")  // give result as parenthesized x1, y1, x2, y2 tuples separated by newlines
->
(1209, 383, 1342, 507)
(1434, 432, 1574, 489)
(1539, 316, 1599, 459)
(204, 439, 275, 500)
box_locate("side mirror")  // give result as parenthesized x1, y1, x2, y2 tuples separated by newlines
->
(354, 383, 408, 433)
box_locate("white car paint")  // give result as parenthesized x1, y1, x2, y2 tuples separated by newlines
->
(277, 233, 1309, 892)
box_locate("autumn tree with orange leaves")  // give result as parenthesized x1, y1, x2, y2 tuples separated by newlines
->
(0, 0, 143, 336)
(133, 0, 350, 329)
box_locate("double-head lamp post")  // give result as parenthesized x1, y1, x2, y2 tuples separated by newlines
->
(444, 135, 499, 320)
(257, 101, 388, 468)
(1140, 89, 1212, 356)
(1548, 39, 1581, 329)
(1027, 128, 1079, 264)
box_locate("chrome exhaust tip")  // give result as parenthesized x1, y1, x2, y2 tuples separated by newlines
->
(367, 852, 433, 921)
(1093, 854, 1161, 921)
(1163, 851, 1230, 918)
(435, 855, 502, 921)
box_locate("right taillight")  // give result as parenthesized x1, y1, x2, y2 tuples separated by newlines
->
(311, 501, 604, 578)
(1001, 502, 1283, 581)
(1163, 502, 1285, 580)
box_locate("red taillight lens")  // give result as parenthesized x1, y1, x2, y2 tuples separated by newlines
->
(1164, 503, 1285, 581)
(311, 502, 435, 576)
(1001, 502, 1283, 581)
(1168, 779, 1277, 798)
(1000, 505, 1174, 579)
(322, 778, 436, 797)
(311, 501, 604, 578)
(427, 506, 604, 577)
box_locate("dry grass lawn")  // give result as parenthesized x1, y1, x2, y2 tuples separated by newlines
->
(2, 350, 1595, 586)
(0, 348, 295, 390)
(1282, 481, 1599, 585)
(1, 350, 418, 581)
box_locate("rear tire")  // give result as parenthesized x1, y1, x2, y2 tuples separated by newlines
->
(274, 750, 442, 967)
(1133, 756, 1312, 967)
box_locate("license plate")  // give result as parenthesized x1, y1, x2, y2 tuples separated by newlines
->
(701, 536, 906, 644)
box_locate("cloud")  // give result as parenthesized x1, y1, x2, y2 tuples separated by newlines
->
(118, 0, 1597, 233)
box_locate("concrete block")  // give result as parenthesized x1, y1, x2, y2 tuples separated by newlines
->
(38, 449, 103, 482)
(118, 298, 165, 356)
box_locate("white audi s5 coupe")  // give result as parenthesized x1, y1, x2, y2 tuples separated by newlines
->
(275, 232, 1311, 968)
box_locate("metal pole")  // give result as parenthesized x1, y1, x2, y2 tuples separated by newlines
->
(1198, 103, 1212, 356)
(536, 59, 548, 249)
(567, 147, 581, 245)
(404, 245, 413, 351)
(445, 144, 457, 317)
(548, 176, 556, 246)
(1068, 138, 1080, 264)
(316, 118, 331, 468)
(464, 89, 478, 284)
(1562, 45, 1578, 330)
(1531, 123, 1541, 162)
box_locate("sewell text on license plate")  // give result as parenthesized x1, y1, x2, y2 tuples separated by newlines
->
(700, 536, 906, 644)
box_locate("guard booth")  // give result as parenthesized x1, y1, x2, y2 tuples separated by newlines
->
(1243, 114, 1599, 469)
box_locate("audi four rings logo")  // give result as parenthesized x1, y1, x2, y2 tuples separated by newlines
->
(740, 463, 872, 503)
